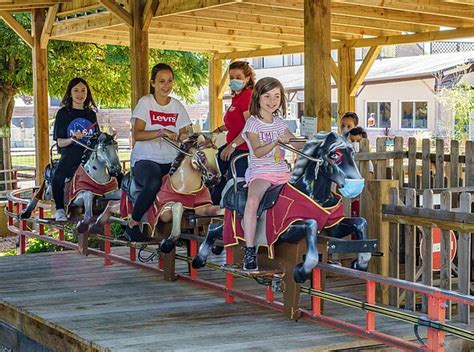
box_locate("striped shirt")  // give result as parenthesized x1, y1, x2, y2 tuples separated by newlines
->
(242, 115, 290, 182)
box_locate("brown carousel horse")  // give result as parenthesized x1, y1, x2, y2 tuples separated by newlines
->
(90, 133, 223, 251)
(20, 132, 122, 232)
(192, 131, 372, 283)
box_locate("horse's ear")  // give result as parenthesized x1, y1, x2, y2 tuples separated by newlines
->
(197, 134, 206, 145)
(322, 132, 338, 148)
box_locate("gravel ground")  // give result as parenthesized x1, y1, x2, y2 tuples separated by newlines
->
(0, 236, 17, 253)
(0, 345, 13, 352)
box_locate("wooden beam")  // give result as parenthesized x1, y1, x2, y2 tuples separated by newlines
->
(142, 0, 159, 30)
(217, 60, 235, 99)
(337, 47, 355, 127)
(344, 26, 474, 48)
(332, 0, 474, 21)
(214, 45, 305, 60)
(0, 11, 33, 47)
(304, 0, 331, 132)
(349, 46, 381, 96)
(156, 0, 241, 17)
(221, 3, 438, 32)
(51, 13, 123, 38)
(129, 0, 148, 110)
(99, 0, 132, 27)
(330, 3, 474, 28)
(32, 8, 49, 183)
(40, 4, 58, 48)
(209, 57, 223, 131)
(330, 58, 339, 87)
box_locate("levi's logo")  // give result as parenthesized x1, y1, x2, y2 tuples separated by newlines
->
(150, 111, 178, 126)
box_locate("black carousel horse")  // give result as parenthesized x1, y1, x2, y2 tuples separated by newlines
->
(192, 131, 371, 283)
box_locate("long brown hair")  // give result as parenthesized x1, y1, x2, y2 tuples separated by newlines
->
(149, 63, 174, 94)
(249, 77, 287, 119)
(229, 61, 256, 91)
(60, 77, 97, 111)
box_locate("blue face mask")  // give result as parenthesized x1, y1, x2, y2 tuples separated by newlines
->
(229, 79, 246, 92)
(339, 178, 365, 198)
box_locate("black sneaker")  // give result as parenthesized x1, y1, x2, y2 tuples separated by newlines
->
(243, 246, 258, 271)
(124, 225, 147, 242)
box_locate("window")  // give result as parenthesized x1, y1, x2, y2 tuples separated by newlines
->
(366, 102, 391, 128)
(263, 55, 283, 68)
(251, 57, 263, 69)
(401, 101, 427, 129)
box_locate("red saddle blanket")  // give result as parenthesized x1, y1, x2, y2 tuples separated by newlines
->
(223, 183, 344, 258)
(65, 165, 118, 213)
(120, 174, 212, 232)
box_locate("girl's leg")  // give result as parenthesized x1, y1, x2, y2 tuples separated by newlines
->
(211, 145, 230, 205)
(52, 153, 82, 210)
(126, 161, 170, 240)
(242, 178, 272, 247)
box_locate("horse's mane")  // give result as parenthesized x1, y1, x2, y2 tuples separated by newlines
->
(289, 132, 349, 184)
(169, 133, 216, 176)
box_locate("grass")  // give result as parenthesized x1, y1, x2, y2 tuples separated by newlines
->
(12, 151, 131, 168)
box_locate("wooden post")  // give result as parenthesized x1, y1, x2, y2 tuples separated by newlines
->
(458, 192, 471, 324)
(130, 0, 149, 110)
(440, 191, 452, 319)
(32, 8, 49, 184)
(404, 188, 416, 311)
(421, 189, 434, 313)
(304, 0, 331, 132)
(361, 179, 398, 304)
(337, 47, 355, 125)
(388, 187, 400, 307)
(209, 56, 223, 131)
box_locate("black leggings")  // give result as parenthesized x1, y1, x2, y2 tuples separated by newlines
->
(131, 160, 171, 222)
(211, 145, 248, 205)
(52, 152, 83, 210)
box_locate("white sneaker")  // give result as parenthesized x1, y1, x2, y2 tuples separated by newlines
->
(54, 209, 68, 222)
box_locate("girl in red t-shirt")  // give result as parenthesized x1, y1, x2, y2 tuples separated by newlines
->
(211, 61, 256, 204)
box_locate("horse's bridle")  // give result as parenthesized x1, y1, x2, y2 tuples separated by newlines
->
(71, 136, 121, 176)
(162, 136, 220, 186)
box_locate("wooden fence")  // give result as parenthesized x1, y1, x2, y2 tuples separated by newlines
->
(383, 187, 472, 324)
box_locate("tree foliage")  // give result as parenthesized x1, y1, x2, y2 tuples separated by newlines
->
(0, 13, 209, 108)
(437, 81, 474, 141)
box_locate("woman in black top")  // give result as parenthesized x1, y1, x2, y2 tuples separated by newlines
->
(52, 77, 100, 221)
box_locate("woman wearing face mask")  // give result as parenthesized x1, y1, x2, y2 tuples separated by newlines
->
(211, 61, 256, 204)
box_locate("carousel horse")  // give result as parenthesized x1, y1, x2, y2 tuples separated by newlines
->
(192, 131, 371, 283)
(90, 133, 223, 251)
(20, 132, 122, 233)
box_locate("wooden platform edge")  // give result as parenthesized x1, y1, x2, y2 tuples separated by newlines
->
(0, 300, 109, 352)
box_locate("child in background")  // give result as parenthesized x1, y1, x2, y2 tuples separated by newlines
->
(339, 112, 373, 217)
(241, 77, 294, 271)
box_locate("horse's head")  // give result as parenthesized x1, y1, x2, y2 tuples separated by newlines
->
(290, 132, 364, 199)
(170, 133, 221, 187)
(87, 132, 122, 177)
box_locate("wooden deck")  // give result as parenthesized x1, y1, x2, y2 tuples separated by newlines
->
(0, 248, 472, 351)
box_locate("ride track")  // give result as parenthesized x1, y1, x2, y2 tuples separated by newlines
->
(5, 187, 474, 352)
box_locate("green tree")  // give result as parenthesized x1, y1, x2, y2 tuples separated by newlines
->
(0, 13, 209, 172)
(437, 81, 474, 141)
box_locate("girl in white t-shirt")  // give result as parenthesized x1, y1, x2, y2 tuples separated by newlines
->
(241, 77, 294, 270)
(126, 63, 192, 241)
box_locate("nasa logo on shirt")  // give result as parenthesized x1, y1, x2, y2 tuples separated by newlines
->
(150, 111, 178, 127)
(67, 118, 96, 143)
